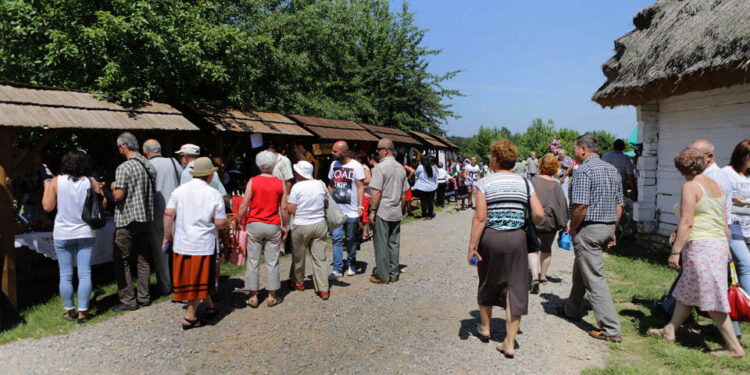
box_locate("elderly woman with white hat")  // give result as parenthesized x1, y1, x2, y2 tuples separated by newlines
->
(163, 157, 228, 330)
(287, 160, 331, 299)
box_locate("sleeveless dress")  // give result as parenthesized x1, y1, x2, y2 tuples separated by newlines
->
(672, 182, 730, 313)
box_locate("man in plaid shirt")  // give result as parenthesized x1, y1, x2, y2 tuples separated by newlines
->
(557, 135, 624, 343)
(110, 132, 155, 312)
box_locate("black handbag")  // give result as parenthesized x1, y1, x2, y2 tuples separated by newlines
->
(523, 178, 541, 252)
(82, 178, 106, 229)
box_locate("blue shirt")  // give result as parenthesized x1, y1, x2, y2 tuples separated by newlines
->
(412, 165, 438, 192)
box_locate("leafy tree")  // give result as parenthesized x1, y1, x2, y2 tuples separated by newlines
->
(0, 0, 460, 132)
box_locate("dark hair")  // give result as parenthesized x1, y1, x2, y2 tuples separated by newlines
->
(421, 155, 434, 178)
(60, 150, 91, 182)
(729, 140, 750, 173)
(613, 139, 625, 151)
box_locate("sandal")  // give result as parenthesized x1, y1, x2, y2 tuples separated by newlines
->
(530, 280, 540, 294)
(267, 295, 282, 307)
(496, 344, 515, 358)
(475, 324, 490, 343)
(62, 309, 76, 321)
(247, 295, 259, 308)
(182, 317, 202, 331)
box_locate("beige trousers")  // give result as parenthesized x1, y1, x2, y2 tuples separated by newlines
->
(290, 220, 329, 292)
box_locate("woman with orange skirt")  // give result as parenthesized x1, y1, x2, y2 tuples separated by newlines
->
(163, 157, 228, 330)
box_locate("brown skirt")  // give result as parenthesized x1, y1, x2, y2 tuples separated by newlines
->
(477, 228, 528, 315)
(173, 252, 216, 301)
(539, 231, 557, 253)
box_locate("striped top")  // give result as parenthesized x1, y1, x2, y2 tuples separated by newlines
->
(475, 172, 534, 231)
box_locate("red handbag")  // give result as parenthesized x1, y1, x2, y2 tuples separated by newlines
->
(698, 262, 750, 321)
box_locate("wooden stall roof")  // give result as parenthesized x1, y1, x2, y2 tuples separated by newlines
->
(409, 130, 448, 148)
(290, 114, 378, 142)
(0, 82, 198, 131)
(252, 111, 313, 137)
(433, 134, 459, 149)
(193, 107, 312, 137)
(358, 123, 421, 145)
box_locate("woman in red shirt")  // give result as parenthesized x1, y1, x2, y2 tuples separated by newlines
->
(238, 151, 288, 307)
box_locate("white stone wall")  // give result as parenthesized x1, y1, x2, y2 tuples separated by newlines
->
(634, 83, 750, 236)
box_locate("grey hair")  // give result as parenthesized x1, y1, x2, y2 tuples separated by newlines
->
(142, 140, 161, 155)
(255, 150, 278, 173)
(116, 132, 139, 151)
(574, 135, 599, 154)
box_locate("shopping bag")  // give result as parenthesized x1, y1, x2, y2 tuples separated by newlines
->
(728, 262, 750, 322)
(229, 229, 247, 266)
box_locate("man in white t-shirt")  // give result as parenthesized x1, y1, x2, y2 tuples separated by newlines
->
(269, 144, 294, 194)
(464, 156, 481, 209)
(327, 141, 365, 279)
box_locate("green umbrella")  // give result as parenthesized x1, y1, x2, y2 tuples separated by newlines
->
(627, 126, 642, 153)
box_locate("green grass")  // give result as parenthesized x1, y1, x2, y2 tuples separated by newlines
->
(583, 240, 750, 374)
(0, 259, 245, 345)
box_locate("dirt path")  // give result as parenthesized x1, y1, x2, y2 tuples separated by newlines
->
(0, 209, 607, 374)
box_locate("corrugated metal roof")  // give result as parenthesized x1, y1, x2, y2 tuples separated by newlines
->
(290, 114, 378, 141)
(358, 123, 421, 145)
(0, 83, 197, 130)
(409, 131, 448, 148)
(194, 108, 313, 136)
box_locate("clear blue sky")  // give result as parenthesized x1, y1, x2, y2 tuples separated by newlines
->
(391, 0, 654, 138)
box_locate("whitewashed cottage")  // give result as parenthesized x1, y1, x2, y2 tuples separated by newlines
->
(592, 0, 750, 244)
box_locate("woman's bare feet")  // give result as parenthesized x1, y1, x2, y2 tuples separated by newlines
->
(710, 347, 745, 358)
(647, 326, 675, 343)
(497, 340, 515, 358)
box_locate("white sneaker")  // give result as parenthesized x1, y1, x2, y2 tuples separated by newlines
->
(328, 271, 343, 280)
(346, 267, 356, 276)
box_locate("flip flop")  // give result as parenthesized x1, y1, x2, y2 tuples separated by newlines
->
(247, 295, 259, 308)
(267, 295, 282, 307)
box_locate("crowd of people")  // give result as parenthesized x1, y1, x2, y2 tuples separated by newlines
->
(38, 130, 749, 359)
(466, 135, 749, 359)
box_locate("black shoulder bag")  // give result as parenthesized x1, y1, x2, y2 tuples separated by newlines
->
(82, 178, 106, 229)
(524, 178, 541, 253)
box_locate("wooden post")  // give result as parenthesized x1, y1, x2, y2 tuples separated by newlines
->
(0, 129, 19, 318)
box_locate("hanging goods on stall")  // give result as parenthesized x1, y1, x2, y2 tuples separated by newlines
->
(81, 178, 106, 229)
(321, 181, 346, 231)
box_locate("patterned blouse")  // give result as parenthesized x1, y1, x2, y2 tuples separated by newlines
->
(475, 172, 534, 231)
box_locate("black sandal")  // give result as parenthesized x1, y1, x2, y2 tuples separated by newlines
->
(182, 317, 202, 331)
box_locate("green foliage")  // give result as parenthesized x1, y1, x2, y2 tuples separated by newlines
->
(460, 118, 626, 162)
(0, 0, 460, 131)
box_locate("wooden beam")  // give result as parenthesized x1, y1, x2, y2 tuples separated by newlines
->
(0, 129, 18, 316)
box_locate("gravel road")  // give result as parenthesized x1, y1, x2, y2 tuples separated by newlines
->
(0, 208, 607, 374)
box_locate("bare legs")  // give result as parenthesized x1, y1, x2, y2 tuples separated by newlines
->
(528, 252, 540, 281)
(651, 301, 744, 358)
(479, 293, 522, 357)
(540, 251, 552, 281)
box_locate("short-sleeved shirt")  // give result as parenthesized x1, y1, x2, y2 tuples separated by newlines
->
(370, 156, 410, 222)
(247, 175, 284, 225)
(167, 179, 226, 256)
(601, 150, 634, 186)
(273, 155, 294, 184)
(180, 161, 228, 196)
(465, 164, 481, 184)
(114, 153, 155, 228)
(558, 155, 573, 178)
(475, 172, 534, 231)
(148, 156, 182, 218)
(569, 156, 623, 223)
(288, 179, 326, 226)
(328, 159, 365, 218)
(526, 157, 539, 174)
(413, 165, 438, 192)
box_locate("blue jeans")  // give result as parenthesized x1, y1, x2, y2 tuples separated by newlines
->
(54, 237, 95, 311)
(332, 216, 359, 273)
(730, 232, 750, 336)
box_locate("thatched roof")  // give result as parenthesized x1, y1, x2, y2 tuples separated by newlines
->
(592, 0, 750, 108)
(0, 82, 198, 130)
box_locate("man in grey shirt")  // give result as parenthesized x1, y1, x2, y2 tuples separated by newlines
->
(527, 151, 539, 178)
(368, 139, 410, 284)
(143, 139, 182, 295)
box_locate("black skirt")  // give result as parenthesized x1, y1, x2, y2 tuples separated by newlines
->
(476, 228, 529, 315)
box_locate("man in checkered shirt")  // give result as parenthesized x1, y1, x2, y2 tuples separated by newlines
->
(558, 135, 624, 343)
(110, 132, 155, 312)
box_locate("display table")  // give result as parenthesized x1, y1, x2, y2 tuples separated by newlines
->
(14, 217, 115, 265)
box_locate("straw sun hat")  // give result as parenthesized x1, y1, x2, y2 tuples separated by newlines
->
(189, 157, 218, 177)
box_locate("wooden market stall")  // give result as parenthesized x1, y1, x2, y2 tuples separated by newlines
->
(0, 81, 198, 318)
